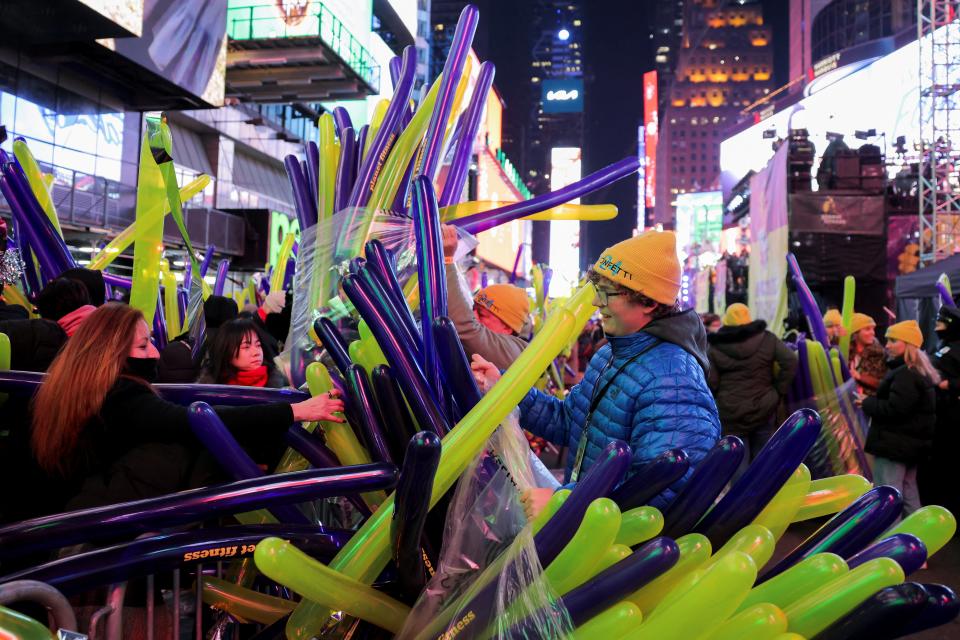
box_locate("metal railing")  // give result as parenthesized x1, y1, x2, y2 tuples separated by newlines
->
(227, 1, 380, 92)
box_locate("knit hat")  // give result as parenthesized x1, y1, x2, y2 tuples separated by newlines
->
(593, 230, 681, 304)
(823, 309, 842, 328)
(850, 312, 876, 335)
(886, 320, 924, 348)
(722, 303, 751, 327)
(474, 284, 530, 333)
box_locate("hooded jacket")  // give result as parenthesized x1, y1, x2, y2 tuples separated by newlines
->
(707, 320, 798, 433)
(519, 310, 720, 508)
(862, 358, 937, 464)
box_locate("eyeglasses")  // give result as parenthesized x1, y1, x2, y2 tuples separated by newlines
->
(595, 287, 627, 306)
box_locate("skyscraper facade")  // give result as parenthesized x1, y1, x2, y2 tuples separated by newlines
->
(654, 0, 774, 225)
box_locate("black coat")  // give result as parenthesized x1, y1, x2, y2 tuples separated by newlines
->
(862, 359, 937, 464)
(57, 377, 294, 512)
(0, 318, 66, 372)
(707, 320, 799, 433)
(934, 339, 960, 415)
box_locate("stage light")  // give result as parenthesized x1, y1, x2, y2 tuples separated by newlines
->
(558, 28, 570, 40)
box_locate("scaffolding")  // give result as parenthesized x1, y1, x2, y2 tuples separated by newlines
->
(918, 0, 960, 265)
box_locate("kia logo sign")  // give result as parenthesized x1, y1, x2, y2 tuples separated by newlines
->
(546, 89, 579, 101)
(541, 79, 584, 113)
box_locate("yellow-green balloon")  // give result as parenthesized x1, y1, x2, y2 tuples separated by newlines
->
(738, 553, 848, 613)
(704, 603, 787, 640)
(880, 505, 957, 556)
(574, 601, 642, 639)
(202, 576, 294, 625)
(753, 465, 811, 540)
(627, 533, 712, 616)
(255, 537, 410, 633)
(615, 506, 664, 548)
(770, 634, 807, 640)
(532, 489, 571, 535)
(0, 604, 54, 640)
(545, 497, 622, 595)
(793, 475, 871, 522)
(783, 557, 904, 638)
(703, 524, 776, 573)
(624, 551, 757, 640)
(592, 544, 633, 578)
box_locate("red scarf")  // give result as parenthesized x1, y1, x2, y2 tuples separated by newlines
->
(229, 365, 269, 387)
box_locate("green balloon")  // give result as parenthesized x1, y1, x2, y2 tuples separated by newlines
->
(880, 505, 957, 556)
(738, 553, 847, 613)
(783, 557, 904, 638)
(0, 604, 54, 640)
(532, 489, 571, 535)
(574, 601, 642, 639)
(703, 524, 776, 573)
(794, 475, 871, 522)
(615, 506, 664, 548)
(753, 465, 811, 540)
(545, 497, 622, 595)
(704, 603, 787, 640)
(592, 544, 633, 578)
(627, 533, 712, 616)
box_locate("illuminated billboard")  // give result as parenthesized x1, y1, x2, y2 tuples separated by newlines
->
(550, 147, 582, 296)
(643, 70, 658, 208)
(541, 79, 584, 114)
(675, 191, 723, 263)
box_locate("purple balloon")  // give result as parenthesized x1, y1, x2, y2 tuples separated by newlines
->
(370, 364, 418, 464)
(562, 537, 679, 625)
(0, 525, 350, 595)
(153, 294, 168, 350)
(936, 281, 955, 308)
(0, 176, 63, 283)
(331, 106, 353, 141)
(693, 409, 821, 547)
(363, 239, 422, 357)
(199, 243, 216, 278)
(608, 448, 690, 513)
(542, 267, 553, 301)
(355, 264, 424, 365)
(759, 485, 903, 583)
(392, 431, 442, 602)
(660, 436, 744, 539)
(418, 5, 478, 183)
(509, 243, 524, 284)
(788, 253, 830, 349)
(481, 271, 488, 289)
(847, 534, 927, 576)
(390, 151, 419, 212)
(439, 61, 496, 207)
(305, 142, 320, 216)
(811, 583, 930, 640)
(355, 125, 369, 175)
(388, 56, 403, 89)
(285, 425, 371, 517)
(345, 364, 394, 464)
(334, 127, 357, 213)
(896, 584, 960, 637)
(432, 316, 482, 418)
(412, 176, 448, 409)
(284, 154, 315, 230)
(456, 157, 641, 235)
(213, 258, 230, 296)
(177, 287, 188, 329)
(157, 382, 309, 407)
(314, 317, 352, 377)
(349, 45, 417, 208)
(0, 465, 396, 557)
(341, 272, 450, 435)
(187, 402, 308, 524)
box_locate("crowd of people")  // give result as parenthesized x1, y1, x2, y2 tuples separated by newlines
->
(1, 228, 959, 537)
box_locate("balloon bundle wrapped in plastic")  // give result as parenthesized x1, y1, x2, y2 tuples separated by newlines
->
(786, 255, 871, 480)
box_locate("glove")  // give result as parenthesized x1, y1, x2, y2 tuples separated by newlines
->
(262, 289, 286, 315)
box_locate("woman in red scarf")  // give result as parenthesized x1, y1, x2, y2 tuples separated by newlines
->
(198, 318, 288, 387)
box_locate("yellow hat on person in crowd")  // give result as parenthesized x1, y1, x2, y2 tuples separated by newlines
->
(823, 309, 843, 328)
(850, 312, 876, 335)
(722, 303, 752, 327)
(886, 320, 924, 348)
(593, 230, 681, 305)
(474, 284, 530, 333)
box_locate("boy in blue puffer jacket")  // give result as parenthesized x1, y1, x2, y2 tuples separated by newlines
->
(472, 230, 721, 511)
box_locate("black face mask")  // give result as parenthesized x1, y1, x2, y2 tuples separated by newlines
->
(125, 356, 159, 383)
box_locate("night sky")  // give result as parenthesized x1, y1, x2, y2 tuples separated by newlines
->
(473, 0, 789, 261)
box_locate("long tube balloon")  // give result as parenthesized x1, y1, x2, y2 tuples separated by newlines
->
(788, 253, 830, 348)
(432, 316, 482, 415)
(609, 448, 689, 512)
(313, 318, 352, 377)
(455, 157, 640, 234)
(839, 275, 855, 358)
(812, 582, 930, 640)
(0, 466, 396, 557)
(392, 431, 441, 602)
(418, 5, 478, 183)
(370, 364, 418, 463)
(285, 297, 580, 639)
(12, 139, 61, 237)
(846, 533, 927, 576)
(284, 155, 315, 231)
(439, 60, 495, 207)
(345, 364, 393, 463)
(334, 127, 357, 213)
(412, 176, 448, 406)
(364, 239, 422, 357)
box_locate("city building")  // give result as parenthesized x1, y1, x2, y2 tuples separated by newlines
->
(654, 0, 774, 226)
(651, 0, 685, 93)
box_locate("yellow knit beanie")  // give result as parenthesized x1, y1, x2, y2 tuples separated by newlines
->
(722, 303, 752, 326)
(593, 230, 681, 304)
(850, 312, 876, 335)
(886, 320, 924, 348)
(474, 284, 530, 333)
(823, 309, 843, 328)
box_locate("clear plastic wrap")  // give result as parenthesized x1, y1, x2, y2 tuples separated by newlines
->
(397, 413, 574, 640)
(793, 377, 871, 480)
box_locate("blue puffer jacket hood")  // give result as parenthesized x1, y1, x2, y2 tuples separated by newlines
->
(519, 309, 720, 509)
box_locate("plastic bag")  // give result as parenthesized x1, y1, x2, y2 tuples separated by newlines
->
(793, 377, 871, 480)
(397, 413, 573, 640)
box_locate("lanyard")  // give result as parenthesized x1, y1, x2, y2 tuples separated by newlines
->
(569, 340, 660, 482)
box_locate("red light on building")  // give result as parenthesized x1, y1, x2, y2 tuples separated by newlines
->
(643, 70, 658, 208)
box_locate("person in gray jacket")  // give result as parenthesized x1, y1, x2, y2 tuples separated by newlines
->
(707, 303, 798, 473)
(442, 224, 529, 370)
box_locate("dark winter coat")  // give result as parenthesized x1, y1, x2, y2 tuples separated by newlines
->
(0, 318, 66, 371)
(934, 339, 960, 411)
(520, 310, 721, 509)
(157, 338, 199, 383)
(862, 359, 937, 464)
(707, 320, 798, 434)
(61, 377, 295, 511)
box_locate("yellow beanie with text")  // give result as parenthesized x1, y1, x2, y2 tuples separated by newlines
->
(474, 284, 530, 333)
(593, 230, 681, 304)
